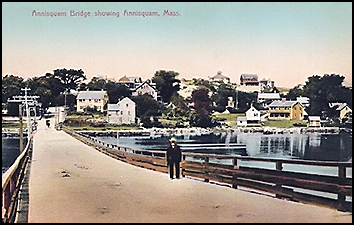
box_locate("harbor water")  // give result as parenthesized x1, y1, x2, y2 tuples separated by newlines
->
(2, 137, 28, 174)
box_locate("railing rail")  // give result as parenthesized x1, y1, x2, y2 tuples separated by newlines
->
(2, 135, 33, 223)
(182, 153, 352, 212)
(62, 126, 352, 212)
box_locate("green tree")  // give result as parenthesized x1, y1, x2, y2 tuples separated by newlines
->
(86, 77, 106, 90)
(191, 88, 212, 115)
(132, 94, 163, 128)
(190, 88, 218, 127)
(286, 84, 304, 100)
(192, 78, 217, 93)
(212, 84, 236, 112)
(236, 91, 258, 112)
(302, 74, 352, 115)
(2, 74, 25, 103)
(50, 68, 87, 93)
(152, 70, 180, 102)
(104, 80, 131, 103)
(85, 77, 131, 103)
(25, 74, 64, 109)
(132, 93, 162, 118)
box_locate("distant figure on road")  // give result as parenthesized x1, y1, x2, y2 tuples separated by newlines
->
(166, 137, 182, 179)
(46, 119, 50, 128)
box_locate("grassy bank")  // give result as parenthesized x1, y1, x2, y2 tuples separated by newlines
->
(263, 120, 307, 128)
(68, 125, 141, 131)
(214, 113, 245, 127)
(64, 114, 140, 131)
(60, 112, 308, 131)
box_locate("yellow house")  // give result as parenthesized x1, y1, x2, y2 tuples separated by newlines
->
(267, 100, 305, 120)
(76, 90, 108, 113)
(338, 104, 352, 119)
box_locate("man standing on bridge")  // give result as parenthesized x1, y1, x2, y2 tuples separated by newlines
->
(166, 138, 182, 179)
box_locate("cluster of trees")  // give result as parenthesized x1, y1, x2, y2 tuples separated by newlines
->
(2, 69, 352, 128)
(2, 68, 87, 110)
(286, 74, 352, 117)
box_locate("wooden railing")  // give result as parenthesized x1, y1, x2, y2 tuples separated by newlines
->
(63, 127, 168, 173)
(2, 135, 33, 223)
(182, 153, 352, 212)
(63, 126, 352, 212)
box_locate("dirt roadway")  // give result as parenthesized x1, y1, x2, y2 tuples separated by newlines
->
(28, 119, 352, 223)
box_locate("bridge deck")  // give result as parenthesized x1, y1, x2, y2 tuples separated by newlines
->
(28, 118, 352, 223)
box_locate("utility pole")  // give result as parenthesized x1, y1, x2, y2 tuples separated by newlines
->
(235, 90, 239, 109)
(21, 87, 31, 135)
(64, 90, 68, 121)
(19, 104, 23, 153)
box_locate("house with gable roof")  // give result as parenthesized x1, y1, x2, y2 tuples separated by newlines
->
(257, 92, 281, 108)
(328, 102, 352, 121)
(76, 90, 108, 113)
(107, 97, 136, 125)
(240, 74, 259, 86)
(267, 99, 305, 120)
(308, 116, 322, 127)
(208, 71, 230, 84)
(117, 75, 143, 90)
(246, 104, 261, 123)
(259, 78, 275, 90)
(132, 81, 159, 101)
(237, 74, 261, 93)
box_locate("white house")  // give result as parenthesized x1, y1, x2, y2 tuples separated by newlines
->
(259, 78, 275, 90)
(237, 117, 247, 127)
(308, 116, 321, 127)
(296, 96, 310, 108)
(132, 81, 158, 101)
(107, 97, 136, 125)
(208, 71, 230, 84)
(257, 92, 281, 107)
(246, 105, 261, 123)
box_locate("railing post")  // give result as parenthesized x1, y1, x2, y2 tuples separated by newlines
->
(337, 165, 346, 211)
(182, 155, 186, 177)
(204, 157, 209, 182)
(275, 161, 283, 198)
(232, 158, 238, 189)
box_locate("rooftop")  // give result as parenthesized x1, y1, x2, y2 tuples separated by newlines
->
(77, 90, 107, 100)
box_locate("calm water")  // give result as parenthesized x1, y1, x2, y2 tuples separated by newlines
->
(95, 131, 352, 185)
(94, 131, 352, 162)
(2, 137, 28, 174)
(2, 131, 351, 175)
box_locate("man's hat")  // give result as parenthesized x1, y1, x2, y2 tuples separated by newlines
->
(169, 137, 177, 142)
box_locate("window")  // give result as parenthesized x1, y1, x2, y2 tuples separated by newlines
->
(128, 111, 130, 116)
(126, 104, 129, 107)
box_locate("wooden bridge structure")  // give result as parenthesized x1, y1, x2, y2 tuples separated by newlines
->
(2, 121, 352, 223)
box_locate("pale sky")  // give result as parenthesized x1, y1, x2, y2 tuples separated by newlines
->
(2, 2, 352, 88)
